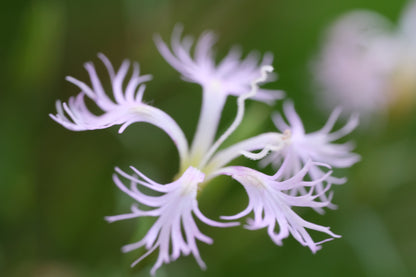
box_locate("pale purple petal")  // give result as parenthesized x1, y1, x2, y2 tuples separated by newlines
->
(106, 166, 236, 275)
(264, 102, 360, 207)
(217, 165, 340, 252)
(155, 26, 279, 103)
(50, 54, 189, 164)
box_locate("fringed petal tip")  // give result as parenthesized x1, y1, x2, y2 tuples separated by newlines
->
(154, 26, 279, 102)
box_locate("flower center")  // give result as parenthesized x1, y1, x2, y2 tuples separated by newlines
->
(388, 57, 416, 116)
(179, 167, 205, 196)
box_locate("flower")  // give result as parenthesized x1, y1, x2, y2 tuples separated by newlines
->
(51, 26, 358, 274)
(105, 166, 237, 275)
(217, 160, 340, 253)
(313, 1, 416, 119)
(260, 101, 360, 209)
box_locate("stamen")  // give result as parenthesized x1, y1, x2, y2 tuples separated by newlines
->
(241, 144, 284, 160)
(199, 65, 274, 168)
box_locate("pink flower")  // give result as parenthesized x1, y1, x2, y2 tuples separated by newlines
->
(51, 26, 358, 274)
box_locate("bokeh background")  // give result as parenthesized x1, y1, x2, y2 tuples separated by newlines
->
(1, 0, 415, 276)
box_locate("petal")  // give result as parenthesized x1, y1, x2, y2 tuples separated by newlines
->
(51, 56, 190, 164)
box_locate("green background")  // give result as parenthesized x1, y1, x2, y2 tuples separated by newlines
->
(1, 0, 415, 276)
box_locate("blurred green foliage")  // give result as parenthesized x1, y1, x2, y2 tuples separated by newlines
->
(0, 0, 415, 276)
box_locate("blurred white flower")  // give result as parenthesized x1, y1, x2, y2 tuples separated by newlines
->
(314, 1, 416, 120)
